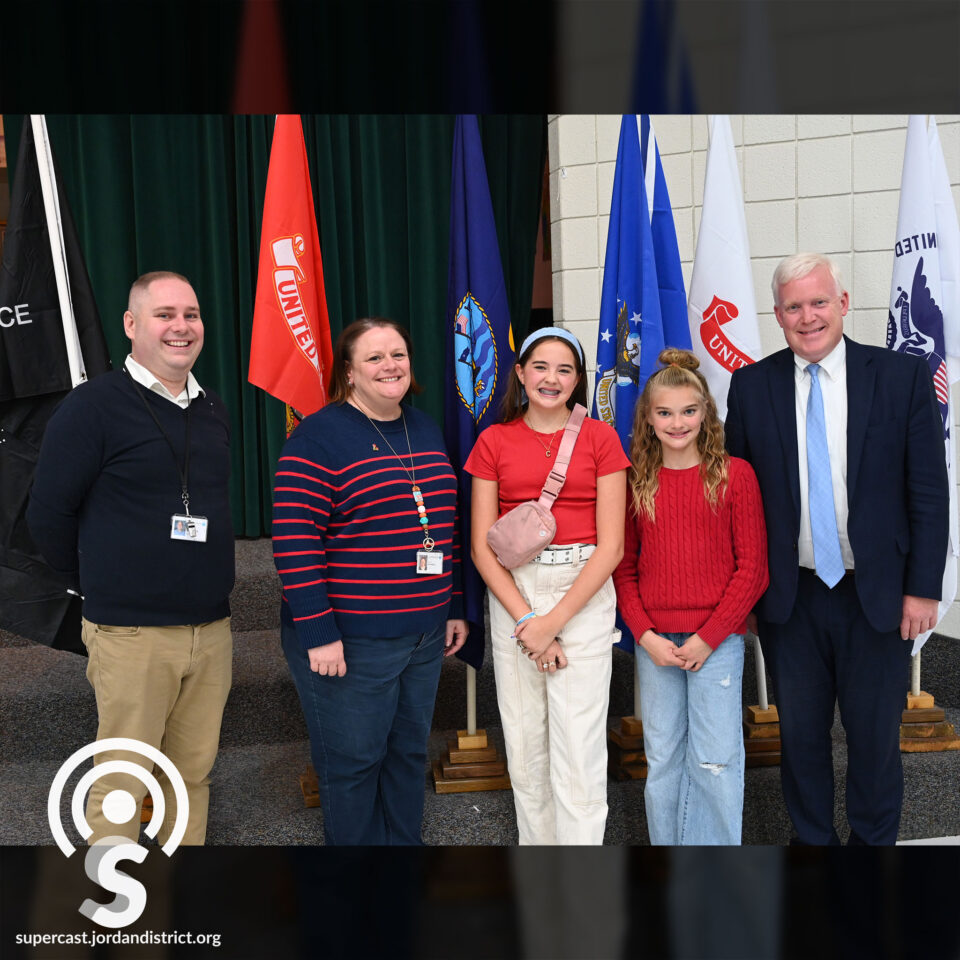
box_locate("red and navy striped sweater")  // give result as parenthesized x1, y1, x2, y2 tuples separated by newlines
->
(273, 402, 464, 649)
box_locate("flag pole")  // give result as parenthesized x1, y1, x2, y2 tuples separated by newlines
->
(466, 666, 477, 735)
(754, 636, 769, 711)
(597, 114, 692, 780)
(889, 114, 960, 752)
(435, 115, 512, 792)
(30, 115, 85, 389)
(247, 114, 337, 807)
(911, 652, 921, 698)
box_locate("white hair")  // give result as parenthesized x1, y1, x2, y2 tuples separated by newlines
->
(771, 253, 844, 305)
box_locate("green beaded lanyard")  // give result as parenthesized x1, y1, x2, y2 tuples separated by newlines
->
(360, 409, 435, 551)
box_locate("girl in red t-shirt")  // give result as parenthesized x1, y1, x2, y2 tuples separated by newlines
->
(613, 348, 768, 844)
(465, 327, 629, 845)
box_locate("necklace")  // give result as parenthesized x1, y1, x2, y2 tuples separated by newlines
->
(356, 405, 434, 550)
(530, 429, 559, 458)
(524, 412, 570, 458)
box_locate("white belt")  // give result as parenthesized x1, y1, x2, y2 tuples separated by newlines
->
(531, 544, 596, 565)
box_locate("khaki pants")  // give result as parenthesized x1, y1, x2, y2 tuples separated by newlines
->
(488, 554, 617, 845)
(80, 617, 232, 846)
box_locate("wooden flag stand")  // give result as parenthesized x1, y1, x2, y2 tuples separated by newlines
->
(900, 655, 960, 752)
(607, 715, 647, 780)
(743, 703, 782, 766)
(433, 666, 511, 793)
(744, 636, 782, 767)
(900, 691, 960, 752)
(299, 765, 321, 807)
(432, 727, 511, 793)
(608, 669, 647, 780)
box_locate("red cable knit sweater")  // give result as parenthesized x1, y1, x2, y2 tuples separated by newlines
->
(613, 457, 769, 649)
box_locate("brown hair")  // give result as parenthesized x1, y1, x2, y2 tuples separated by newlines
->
(499, 333, 588, 422)
(127, 271, 194, 312)
(328, 317, 423, 404)
(627, 348, 729, 521)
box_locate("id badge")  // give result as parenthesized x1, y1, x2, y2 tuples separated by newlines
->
(416, 550, 443, 575)
(170, 514, 209, 542)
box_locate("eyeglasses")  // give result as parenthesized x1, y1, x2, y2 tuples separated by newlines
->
(779, 296, 839, 319)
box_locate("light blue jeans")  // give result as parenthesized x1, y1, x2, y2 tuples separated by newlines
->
(635, 632, 745, 845)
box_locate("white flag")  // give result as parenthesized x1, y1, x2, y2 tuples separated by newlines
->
(888, 114, 960, 654)
(687, 115, 762, 421)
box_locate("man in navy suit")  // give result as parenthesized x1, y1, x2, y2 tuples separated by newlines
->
(725, 252, 948, 845)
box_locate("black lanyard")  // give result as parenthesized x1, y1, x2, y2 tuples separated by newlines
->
(123, 365, 194, 515)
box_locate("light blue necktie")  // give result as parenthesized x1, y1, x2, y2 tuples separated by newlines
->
(806, 363, 845, 588)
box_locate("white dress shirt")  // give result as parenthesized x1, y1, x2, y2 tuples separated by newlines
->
(793, 338, 855, 571)
(124, 354, 204, 408)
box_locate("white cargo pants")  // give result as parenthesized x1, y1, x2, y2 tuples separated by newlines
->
(488, 551, 617, 845)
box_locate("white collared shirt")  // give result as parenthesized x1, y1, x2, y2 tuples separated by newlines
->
(124, 354, 204, 409)
(793, 338, 855, 570)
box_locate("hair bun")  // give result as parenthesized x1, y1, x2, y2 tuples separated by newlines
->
(658, 348, 700, 371)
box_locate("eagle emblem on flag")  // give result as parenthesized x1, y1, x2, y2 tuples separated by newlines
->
(886, 255, 949, 437)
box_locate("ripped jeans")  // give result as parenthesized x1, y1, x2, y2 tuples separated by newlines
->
(635, 632, 745, 845)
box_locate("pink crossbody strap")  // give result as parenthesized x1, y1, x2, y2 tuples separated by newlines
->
(537, 404, 587, 509)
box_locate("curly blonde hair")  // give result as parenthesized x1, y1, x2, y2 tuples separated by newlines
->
(627, 348, 729, 521)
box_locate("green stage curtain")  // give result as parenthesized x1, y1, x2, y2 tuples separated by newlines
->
(5, 115, 546, 535)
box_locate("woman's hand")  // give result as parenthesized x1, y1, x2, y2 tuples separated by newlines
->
(535, 638, 568, 673)
(514, 613, 559, 659)
(638, 630, 685, 668)
(308, 640, 347, 677)
(444, 619, 469, 657)
(675, 634, 713, 672)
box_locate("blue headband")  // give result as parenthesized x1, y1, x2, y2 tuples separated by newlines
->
(518, 327, 585, 365)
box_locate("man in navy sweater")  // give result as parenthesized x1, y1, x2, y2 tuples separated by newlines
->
(28, 271, 234, 846)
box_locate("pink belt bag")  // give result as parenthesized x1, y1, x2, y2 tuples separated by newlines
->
(485, 404, 587, 569)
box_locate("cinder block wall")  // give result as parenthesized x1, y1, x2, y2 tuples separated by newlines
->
(548, 114, 960, 636)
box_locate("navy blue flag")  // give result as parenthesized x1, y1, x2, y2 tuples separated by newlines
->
(633, 0, 697, 112)
(444, 115, 515, 670)
(593, 114, 689, 651)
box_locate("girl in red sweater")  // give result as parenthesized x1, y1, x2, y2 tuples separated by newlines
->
(613, 349, 768, 844)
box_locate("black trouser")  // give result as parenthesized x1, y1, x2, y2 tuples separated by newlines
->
(760, 569, 911, 845)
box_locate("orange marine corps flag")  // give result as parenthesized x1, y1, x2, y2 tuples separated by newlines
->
(248, 114, 333, 417)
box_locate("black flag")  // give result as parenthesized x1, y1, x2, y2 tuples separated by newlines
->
(0, 119, 111, 649)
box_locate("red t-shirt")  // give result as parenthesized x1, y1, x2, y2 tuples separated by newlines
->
(464, 416, 630, 544)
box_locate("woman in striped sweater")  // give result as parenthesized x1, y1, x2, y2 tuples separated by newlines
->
(273, 318, 467, 845)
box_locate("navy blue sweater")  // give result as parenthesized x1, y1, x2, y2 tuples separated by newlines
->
(273, 402, 463, 649)
(27, 370, 234, 625)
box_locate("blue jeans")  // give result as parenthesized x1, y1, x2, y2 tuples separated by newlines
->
(282, 618, 445, 845)
(635, 632, 745, 845)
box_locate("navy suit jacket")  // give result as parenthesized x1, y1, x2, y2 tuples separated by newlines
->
(725, 336, 949, 632)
